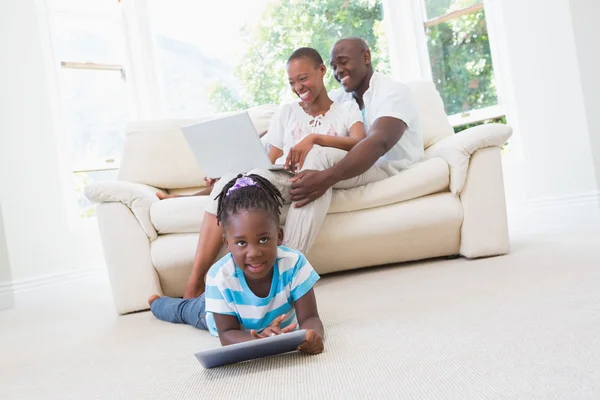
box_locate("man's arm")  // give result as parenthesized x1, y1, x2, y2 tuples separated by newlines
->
(324, 117, 407, 184)
(289, 117, 407, 207)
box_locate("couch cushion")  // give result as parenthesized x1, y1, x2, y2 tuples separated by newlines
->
(151, 196, 211, 235)
(150, 157, 449, 234)
(329, 157, 450, 213)
(406, 81, 454, 149)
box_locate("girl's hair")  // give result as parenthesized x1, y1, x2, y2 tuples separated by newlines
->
(287, 47, 324, 68)
(215, 174, 284, 227)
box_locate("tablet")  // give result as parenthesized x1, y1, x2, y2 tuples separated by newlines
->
(194, 330, 307, 369)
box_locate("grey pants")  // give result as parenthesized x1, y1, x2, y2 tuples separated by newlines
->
(206, 147, 393, 253)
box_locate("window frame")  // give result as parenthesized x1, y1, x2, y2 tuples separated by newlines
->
(417, 0, 505, 126)
(46, 2, 132, 221)
(59, 61, 125, 174)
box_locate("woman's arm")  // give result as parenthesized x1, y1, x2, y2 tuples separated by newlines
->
(285, 122, 366, 171)
(312, 121, 366, 151)
(213, 313, 254, 346)
(268, 144, 283, 164)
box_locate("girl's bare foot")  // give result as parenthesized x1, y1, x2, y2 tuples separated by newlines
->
(148, 294, 160, 306)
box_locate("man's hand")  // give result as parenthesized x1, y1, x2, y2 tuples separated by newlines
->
(250, 315, 297, 339)
(289, 169, 334, 208)
(297, 329, 324, 355)
(285, 135, 316, 173)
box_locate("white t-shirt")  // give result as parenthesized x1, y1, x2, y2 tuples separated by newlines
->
(330, 72, 424, 170)
(262, 100, 363, 162)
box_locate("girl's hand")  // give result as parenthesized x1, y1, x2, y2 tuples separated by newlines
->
(250, 315, 297, 339)
(297, 329, 324, 355)
(285, 135, 316, 173)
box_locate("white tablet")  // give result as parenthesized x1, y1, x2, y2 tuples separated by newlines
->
(194, 330, 307, 369)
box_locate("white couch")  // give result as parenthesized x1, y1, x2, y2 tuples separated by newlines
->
(85, 81, 512, 315)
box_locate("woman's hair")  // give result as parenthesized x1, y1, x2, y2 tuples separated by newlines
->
(287, 47, 324, 68)
(215, 174, 284, 227)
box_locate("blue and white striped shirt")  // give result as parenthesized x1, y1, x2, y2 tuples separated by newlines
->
(204, 246, 320, 336)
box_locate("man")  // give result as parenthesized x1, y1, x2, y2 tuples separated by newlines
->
(182, 37, 423, 298)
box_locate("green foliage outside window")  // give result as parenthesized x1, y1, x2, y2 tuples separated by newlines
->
(209, 0, 500, 132)
(209, 0, 389, 111)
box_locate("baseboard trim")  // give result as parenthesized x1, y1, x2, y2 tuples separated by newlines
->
(524, 191, 600, 209)
(0, 267, 101, 296)
(509, 191, 600, 233)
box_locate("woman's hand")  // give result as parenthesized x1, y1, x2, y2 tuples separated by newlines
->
(285, 134, 316, 173)
(204, 177, 219, 189)
(297, 329, 324, 355)
(250, 315, 297, 339)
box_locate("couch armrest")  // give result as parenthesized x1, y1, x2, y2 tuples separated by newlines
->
(84, 181, 159, 241)
(96, 202, 162, 314)
(425, 123, 512, 194)
(459, 146, 510, 258)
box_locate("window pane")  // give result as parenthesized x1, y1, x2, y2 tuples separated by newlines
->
(50, 14, 125, 65)
(426, 9, 497, 116)
(74, 170, 119, 218)
(148, 0, 390, 117)
(423, 0, 481, 20)
(48, 0, 120, 14)
(58, 69, 128, 168)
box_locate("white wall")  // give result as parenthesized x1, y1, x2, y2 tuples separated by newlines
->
(570, 0, 600, 191)
(0, 203, 15, 310)
(487, 0, 600, 230)
(497, 0, 597, 198)
(0, 0, 103, 290)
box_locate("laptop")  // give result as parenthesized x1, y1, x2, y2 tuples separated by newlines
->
(194, 329, 307, 369)
(180, 112, 285, 178)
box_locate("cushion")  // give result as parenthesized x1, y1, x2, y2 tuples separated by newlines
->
(149, 157, 450, 234)
(85, 181, 159, 240)
(406, 80, 454, 149)
(425, 123, 513, 194)
(329, 157, 449, 213)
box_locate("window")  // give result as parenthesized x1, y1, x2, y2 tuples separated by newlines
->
(146, 0, 390, 117)
(47, 0, 130, 217)
(420, 0, 503, 127)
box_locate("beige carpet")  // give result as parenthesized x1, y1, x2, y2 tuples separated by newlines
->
(2, 231, 600, 400)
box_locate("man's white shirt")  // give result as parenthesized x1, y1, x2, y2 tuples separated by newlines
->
(330, 72, 424, 171)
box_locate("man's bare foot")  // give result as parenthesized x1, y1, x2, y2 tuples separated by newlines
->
(148, 294, 160, 306)
(156, 191, 178, 200)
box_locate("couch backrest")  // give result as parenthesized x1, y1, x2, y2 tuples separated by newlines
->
(118, 81, 453, 188)
(405, 80, 454, 149)
(117, 105, 277, 189)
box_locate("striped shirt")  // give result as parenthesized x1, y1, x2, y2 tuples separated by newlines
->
(204, 246, 320, 336)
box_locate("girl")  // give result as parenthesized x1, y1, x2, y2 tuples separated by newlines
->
(149, 174, 325, 355)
